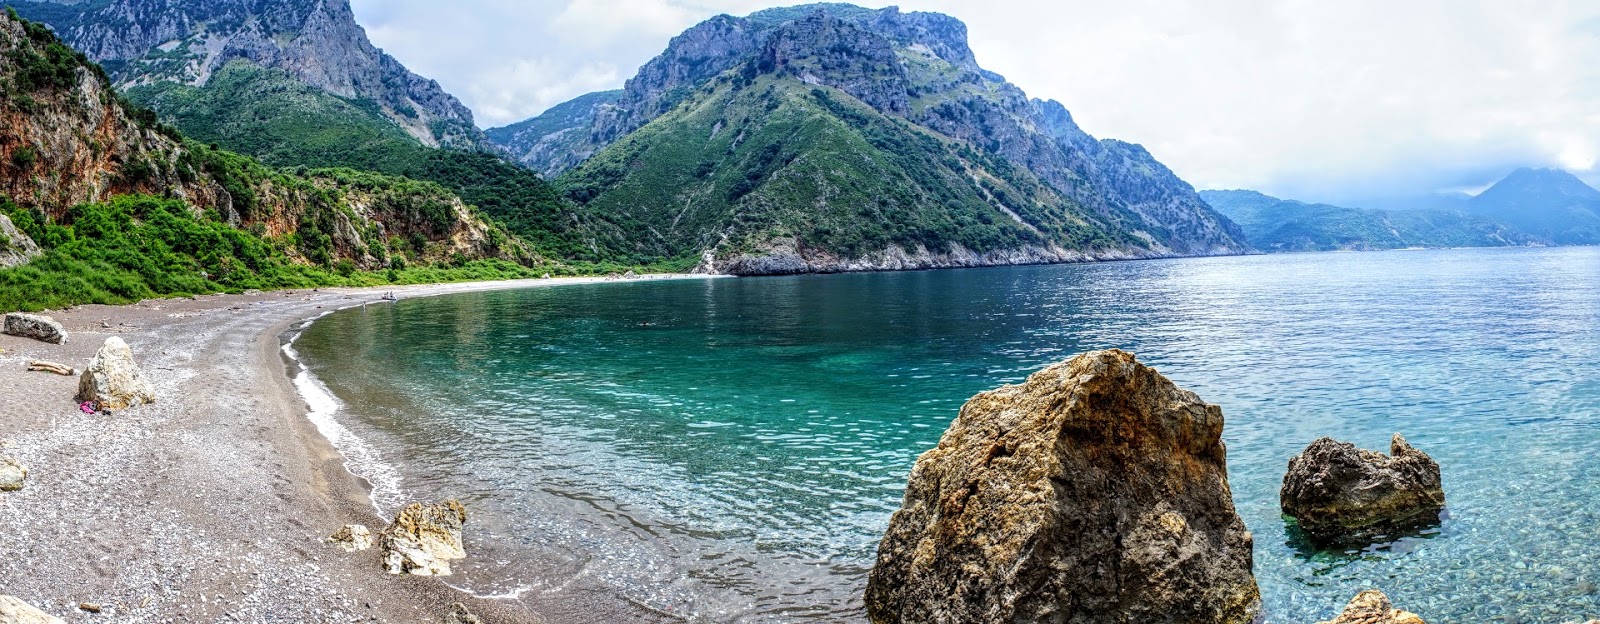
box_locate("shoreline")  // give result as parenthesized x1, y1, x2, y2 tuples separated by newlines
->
(0, 274, 710, 623)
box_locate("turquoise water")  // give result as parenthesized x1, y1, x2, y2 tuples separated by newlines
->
(294, 247, 1600, 623)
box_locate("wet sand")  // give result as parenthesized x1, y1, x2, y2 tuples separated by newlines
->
(0, 275, 703, 623)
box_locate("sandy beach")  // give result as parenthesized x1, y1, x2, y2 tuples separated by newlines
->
(0, 275, 704, 623)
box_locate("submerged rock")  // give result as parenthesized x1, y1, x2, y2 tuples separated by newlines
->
(865, 349, 1260, 624)
(0, 595, 65, 624)
(2, 313, 66, 345)
(327, 524, 373, 552)
(1281, 434, 1444, 545)
(1316, 590, 1425, 624)
(379, 500, 468, 576)
(76, 337, 157, 411)
(0, 457, 25, 492)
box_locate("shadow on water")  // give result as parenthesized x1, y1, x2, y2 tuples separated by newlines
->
(1283, 509, 1448, 568)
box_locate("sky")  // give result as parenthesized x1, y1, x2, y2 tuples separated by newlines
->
(348, 0, 1600, 205)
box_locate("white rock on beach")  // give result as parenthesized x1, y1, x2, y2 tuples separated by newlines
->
(0, 595, 65, 624)
(0, 457, 25, 492)
(2, 313, 67, 345)
(76, 337, 156, 411)
(379, 500, 468, 576)
(327, 524, 373, 552)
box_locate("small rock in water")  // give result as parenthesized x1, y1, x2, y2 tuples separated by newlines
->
(379, 500, 468, 576)
(76, 337, 157, 411)
(326, 524, 373, 552)
(2, 313, 67, 345)
(444, 602, 483, 624)
(1281, 434, 1445, 545)
(865, 350, 1260, 624)
(0, 595, 65, 623)
(1316, 590, 1425, 624)
(0, 457, 26, 492)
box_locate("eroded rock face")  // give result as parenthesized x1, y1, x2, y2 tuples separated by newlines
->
(327, 524, 373, 552)
(0, 595, 65, 624)
(1281, 434, 1444, 545)
(1316, 590, 1425, 624)
(865, 349, 1260, 624)
(379, 500, 467, 576)
(76, 337, 157, 411)
(0, 457, 25, 492)
(2, 314, 66, 345)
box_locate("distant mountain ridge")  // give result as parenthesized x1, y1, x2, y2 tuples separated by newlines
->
(1200, 187, 1541, 252)
(509, 4, 1251, 273)
(9, 0, 486, 149)
(1465, 167, 1600, 245)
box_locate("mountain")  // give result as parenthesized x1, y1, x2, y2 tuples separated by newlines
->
(10, 0, 600, 261)
(487, 90, 621, 178)
(1201, 190, 1535, 252)
(521, 5, 1251, 273)
(1466, 168, 1600, 245)
(0, 9, 536, 309)
(8, 0, 483, 149)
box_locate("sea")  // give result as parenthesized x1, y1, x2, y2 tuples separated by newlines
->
(289, 246, 1600, 623)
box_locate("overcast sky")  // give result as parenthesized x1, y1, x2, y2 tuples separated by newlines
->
(348, 0, 1600, 204)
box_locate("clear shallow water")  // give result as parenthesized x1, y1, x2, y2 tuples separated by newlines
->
(295, 247, 1600, 623)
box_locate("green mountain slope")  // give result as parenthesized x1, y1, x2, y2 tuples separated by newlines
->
(0, 9, 546, 311)
(120, 60, 600, 260)
(487, 89, 620, 178)
(1201, 190, 1535, 252)
(562, 75, 1141, 273)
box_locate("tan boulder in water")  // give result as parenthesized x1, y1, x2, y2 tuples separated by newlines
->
(1281, 434, 1444, 545)
(865, 349, 1260, 624)
(379, 500, 468, 576)
(1316, 590, 1425, 624)
(76, 337, 156, 411)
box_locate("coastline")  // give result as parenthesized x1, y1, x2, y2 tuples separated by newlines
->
(0, 274, 708, 623)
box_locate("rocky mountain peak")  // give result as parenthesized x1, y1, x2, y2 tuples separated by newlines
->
(11, 0, 486, 149)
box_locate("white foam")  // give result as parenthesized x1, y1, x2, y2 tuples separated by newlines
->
(283, 325, 405, 517)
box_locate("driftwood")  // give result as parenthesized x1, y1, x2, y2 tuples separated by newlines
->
(27, 360, 76, 376)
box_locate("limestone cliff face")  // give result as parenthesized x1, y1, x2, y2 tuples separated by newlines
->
(12, 0, 484, 149)
(0, 11, 526, 269)
(866, 350, 1260, 623)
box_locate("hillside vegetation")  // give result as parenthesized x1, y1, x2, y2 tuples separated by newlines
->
(1201, 190, 1535, 252)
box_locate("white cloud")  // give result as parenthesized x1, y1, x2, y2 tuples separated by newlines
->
(350, 0, 1600, 202)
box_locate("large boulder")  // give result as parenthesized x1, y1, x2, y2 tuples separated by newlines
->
(1316, 590, 1425, 624)
(76, 337, 156, 411)
(2, 313, 66, 345)
(865, 350, 1260, 624)
(379, 500, 468, 576)
(0, 215, 42, 268)
(0, 595, 65, 624)
(0, 457, 25, 492)
(1281, 434, 1444, 545)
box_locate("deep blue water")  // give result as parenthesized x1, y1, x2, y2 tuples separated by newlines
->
(295, 247, 1600, 623)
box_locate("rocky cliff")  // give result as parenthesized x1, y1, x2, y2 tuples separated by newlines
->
(517, 4, 1251, 273)
(0, 10, 528, 269)
(10, 0, 485, 149)
(486, 90, 620, 179)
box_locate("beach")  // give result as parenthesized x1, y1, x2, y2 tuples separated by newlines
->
(0, 276, 701, 623)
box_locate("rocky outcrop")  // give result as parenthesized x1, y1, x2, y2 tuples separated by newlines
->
(379, 500, 467, 576)
(0, 215, 41, 268)
(76, 337, 157, 411)
(3, 314, 66, 345)
(12, 0, 486, 149)
(444, 603, 483, 624)
(326, 524, 373, 552)
(0, 457, 26, 492)
(1281, 434, 1445, 545)
(1316, 590, 1426, 624)
(865, 350, 1260, 624)
(0, 595, 64, 624)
